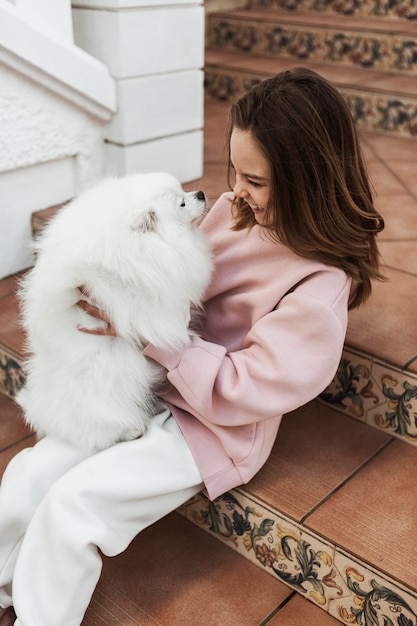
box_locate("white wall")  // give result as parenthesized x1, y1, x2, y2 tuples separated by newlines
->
(0, 0, 116, 278)
(0, 64, 109, 277)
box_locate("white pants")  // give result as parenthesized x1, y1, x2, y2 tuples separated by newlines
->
(0, 408, 203, 626)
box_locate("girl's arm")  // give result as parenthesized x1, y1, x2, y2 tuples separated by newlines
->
(144, 278, 350, 428)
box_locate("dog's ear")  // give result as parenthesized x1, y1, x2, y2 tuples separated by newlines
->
(132, 210, 158, 233)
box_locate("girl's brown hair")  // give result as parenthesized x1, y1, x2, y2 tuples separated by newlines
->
(227, 67, 385, 309)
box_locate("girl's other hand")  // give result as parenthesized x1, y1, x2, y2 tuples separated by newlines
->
(76, 286, 117, 336)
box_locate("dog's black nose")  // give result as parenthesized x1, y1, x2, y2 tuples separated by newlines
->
(196, 190, 206, 201)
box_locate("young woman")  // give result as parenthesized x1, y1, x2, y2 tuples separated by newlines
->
(0, 67, 384, 626)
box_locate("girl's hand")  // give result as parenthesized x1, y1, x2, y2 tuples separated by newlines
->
(76, 287, 117, 336)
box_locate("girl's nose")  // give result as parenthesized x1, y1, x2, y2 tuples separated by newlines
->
(233, 178, 249, 199)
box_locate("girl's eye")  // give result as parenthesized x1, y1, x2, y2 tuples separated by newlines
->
(248, 180, 262, 188)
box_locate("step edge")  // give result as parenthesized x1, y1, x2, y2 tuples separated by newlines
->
(178, 488, 417, 624)
(204, 53, 417, 99)
(208, 8, 417, 36)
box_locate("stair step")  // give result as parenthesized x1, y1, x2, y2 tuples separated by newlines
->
(209, 9, 417, 74)
(250, 0, 417, 21)
(179, 399, 417, 623)
(0, 274, 26, 399)
(205, 48, 417, 139)
(31, 202, 64, 240)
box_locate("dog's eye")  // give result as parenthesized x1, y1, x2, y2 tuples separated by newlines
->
(180, 199, 186, 207)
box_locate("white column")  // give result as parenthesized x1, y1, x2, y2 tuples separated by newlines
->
(15, 0, 73, 42)
(72, 0, 205, 183)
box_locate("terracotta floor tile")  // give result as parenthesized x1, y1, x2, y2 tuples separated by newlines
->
(0, 274, 23, 298)
(387, 160, 417, 197)
(0, 292, 25, 355)
(375, 193, 417, 241)
(244, 400, 390, 522)
(206, 49, 289, 75)
(363, 133, 417, 163)
(359, 135, 383, 163)
(0, 394, 32, 459)
(365, 73, 417, 97)
(202, 98, 229, 161)
(367, 160, 410, 197)
(184, 163, 229, 206)
(84, 512, 292, 626)
(379, 240, 417, 275)
(346, 267, 417, 369)
(268, 593, 341, 625)
(304, 439, 417, 591)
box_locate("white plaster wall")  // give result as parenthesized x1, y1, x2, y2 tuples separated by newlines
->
(0, 63, 107, 278)
(0, 65, 105, 186)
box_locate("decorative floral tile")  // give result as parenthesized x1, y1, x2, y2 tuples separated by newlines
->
(252, 0, 417, 20)
(210, 18, 417, 74)
(320, 348, 378, 422)
(179, 488, 417, 625)
(320, 348, 417, 445)
(331, 549, 417, 625)
(180, 490, 345, 610)
(339, 90, 417, 137)
(205, 69, 263, 103)
(367, 360, 417, 443)
(205, 70, 417, 138)
(0, 344, 25, 399)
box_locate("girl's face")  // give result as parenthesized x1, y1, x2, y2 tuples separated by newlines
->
(230, 128, 272, 225)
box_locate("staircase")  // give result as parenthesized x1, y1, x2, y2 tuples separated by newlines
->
(205, 0, 417, 140)
(1, 1, 417, 623)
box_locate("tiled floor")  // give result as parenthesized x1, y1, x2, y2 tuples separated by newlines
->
(1, 92, 417, 624)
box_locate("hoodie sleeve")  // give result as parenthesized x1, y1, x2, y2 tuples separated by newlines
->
(143, 272, 350, 428)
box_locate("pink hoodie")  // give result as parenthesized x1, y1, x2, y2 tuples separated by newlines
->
(144, 193, 351, 500)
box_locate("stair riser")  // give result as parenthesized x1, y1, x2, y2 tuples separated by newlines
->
(205, 68, 417, 138)
(179, 490, 417, 625)
(0, 344, 25, 401)
(209, 16, 417, 74)
(250, 0, 417, 21)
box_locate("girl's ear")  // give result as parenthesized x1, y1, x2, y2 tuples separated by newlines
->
(131, 210, 158, 233)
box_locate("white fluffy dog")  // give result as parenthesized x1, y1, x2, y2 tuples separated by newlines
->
(17, 172, 213, 452)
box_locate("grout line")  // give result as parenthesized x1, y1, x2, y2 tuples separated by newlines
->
(258, 591, 297, 626)
(299, 437, 395, 525)
(360, 135, 417, 202)
(403, 354, 417, 370)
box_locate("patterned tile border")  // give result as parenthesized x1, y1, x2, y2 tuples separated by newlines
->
(205, 68, 417, 138)
(178, 489, 417, 625)
(209, 16, 417, 74)
(331, 549, 417, 625)
(0, 343, 25, 400)
(320, 345, 417, 445)
(251, 0, 417, 21)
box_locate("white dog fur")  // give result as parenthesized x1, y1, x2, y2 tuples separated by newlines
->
(17, 172, 213, 452)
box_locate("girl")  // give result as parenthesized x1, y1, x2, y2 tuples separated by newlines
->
(0, 67, 384, 626)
